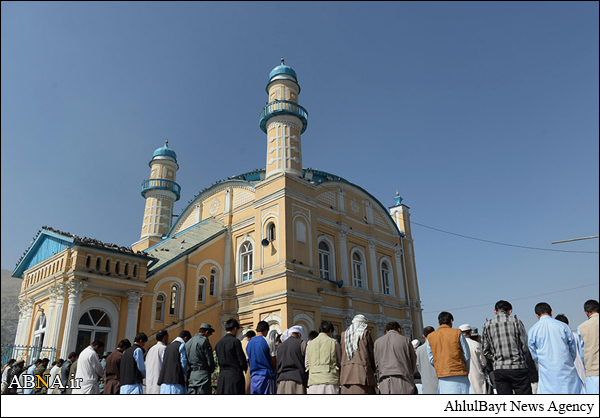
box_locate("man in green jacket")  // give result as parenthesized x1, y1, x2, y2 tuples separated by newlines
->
(185, 323, 216, 394)
(306, 321, 341, 394)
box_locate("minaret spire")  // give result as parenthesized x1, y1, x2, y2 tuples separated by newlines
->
(132, 141, 181, 252)
(259, 60, 308, 179)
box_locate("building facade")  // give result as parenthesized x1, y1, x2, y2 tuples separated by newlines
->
(12, 61, 423, 357)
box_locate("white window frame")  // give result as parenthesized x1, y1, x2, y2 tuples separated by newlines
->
(209, 269, 217, 297)
(381, 261, 391, 295)
(155, 292, 166, 322)
(33, 313, 47, 349)
(317, 235, 336, 281)
(198, 277, 207, 303)
(379, 256, 396, 297)
(240, 241, 254, 283)
(350, 247, 367, 289)
(169, 284, 180, 316)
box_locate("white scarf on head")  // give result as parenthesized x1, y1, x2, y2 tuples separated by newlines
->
(281, 325, 303, 343)
(344, 314, 368, 360)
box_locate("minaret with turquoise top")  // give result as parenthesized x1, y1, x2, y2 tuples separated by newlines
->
(133, 140, 181, 252)
(260, 58, 308, 179)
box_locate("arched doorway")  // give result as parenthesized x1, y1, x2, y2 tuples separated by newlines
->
(75, 309, 111, 354)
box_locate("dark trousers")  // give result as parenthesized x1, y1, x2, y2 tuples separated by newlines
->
(494, 368, 532, 394)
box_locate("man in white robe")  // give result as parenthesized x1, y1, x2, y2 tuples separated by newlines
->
(48, 359, 64, 394)
(144, 330, 169, 394)
(460, 324, 487, 394)
(72, 340, 105, 394)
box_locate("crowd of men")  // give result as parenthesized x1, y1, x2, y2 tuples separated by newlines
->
(1, 298, 597, 395)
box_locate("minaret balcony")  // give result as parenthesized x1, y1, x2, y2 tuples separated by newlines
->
(259, 100, 308, 134)
(141, 178, 181, 201)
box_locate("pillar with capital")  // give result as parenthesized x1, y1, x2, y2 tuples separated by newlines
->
(367, 238, 380, 293)
(338, 224, 350, 287)
(42, 287, 59, 348)
(394, 246, 408, 302)
(48, 283, 66, 350)
(15, 298, 34, 346)
(60, 280, 87, 355)
(125, 290, 143, 343)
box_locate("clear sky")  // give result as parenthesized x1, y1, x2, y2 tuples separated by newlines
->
(2, 1, 598, 333)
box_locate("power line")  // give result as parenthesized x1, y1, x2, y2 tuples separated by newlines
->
(423, 282, 599, 314)
(410, 221, 599, 254)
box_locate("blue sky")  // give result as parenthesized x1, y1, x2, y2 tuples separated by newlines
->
(1, 1, 598, 332)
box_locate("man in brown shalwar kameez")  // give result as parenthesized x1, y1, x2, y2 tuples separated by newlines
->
(340, 314, 377, 394)
(374, 321, 417, 394)
(103, 339, 131, 395)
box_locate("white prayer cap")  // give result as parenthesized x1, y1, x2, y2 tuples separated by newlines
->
(459, 324, 471, 332)
(289, 325, 303, 335)
(281, 325, 303, 343)
(411, 339, 420, 349)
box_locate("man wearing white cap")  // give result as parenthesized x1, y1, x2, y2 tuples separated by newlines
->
(460, 324, 487, 394)
(340, 314, 377, 394)
(276, 325, 308, 394)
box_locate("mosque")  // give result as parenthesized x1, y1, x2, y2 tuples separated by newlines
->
(12, 61, 423, 357)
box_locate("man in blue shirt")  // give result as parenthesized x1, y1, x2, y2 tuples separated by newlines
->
(246, 320, 276, 394)
(528, 302, 583, 394)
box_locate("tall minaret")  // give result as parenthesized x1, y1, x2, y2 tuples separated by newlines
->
(132, 141, 181, 252)
(259, 58, 308, 179)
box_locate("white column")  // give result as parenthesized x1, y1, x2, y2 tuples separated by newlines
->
(367, 238, 379, 293)
(394, 247, 407, 301)
(125, 290, 143, 343)
(49, 283, 66, 350)
(42, 288, 58, 348)
(223, 227, 232, 290)
(338, 225, 350, 287)
(60, 280, 87, 355)
(15, 298, 34, 346)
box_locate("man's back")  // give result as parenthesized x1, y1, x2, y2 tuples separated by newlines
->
(416, 343, 438, 394)
(578, 312, 599, 377)
(374, 330, 415, 379)
(482, 311, 528, 370)
(246, 336, 274, 378)
(528, 316, 581, 394)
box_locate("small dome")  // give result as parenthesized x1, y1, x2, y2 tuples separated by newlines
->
(153, 141, 177, 160)
(269, 64, 298, 83)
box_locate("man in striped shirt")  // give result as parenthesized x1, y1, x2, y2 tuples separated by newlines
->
(482, 300, 532, 394)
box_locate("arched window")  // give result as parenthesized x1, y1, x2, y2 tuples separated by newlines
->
(319, 241, 331, 280)
(124, 263, 130, 276)
(115, 261, 121, 275)
(86, 256, 91, 269)
(267, 222, 276, 242)
(76, 309, 111, 355)
(241, 242, 253, 282)
(155, 294, 165, 322)
(133, 264, 138, 278)
(105, 259, 111, 274)
(169, 284, 179, 316)
(95, 257, 101, 271)
(209, 268, 217, 297)
(198, 278, 206, 303)
(381, 261, 391, 295)
(352, 251, 364, 288)
(32, 313, 47, 350)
